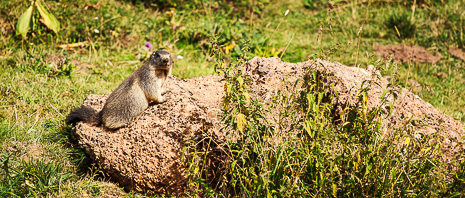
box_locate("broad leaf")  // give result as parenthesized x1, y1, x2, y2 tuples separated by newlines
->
(236, 113, 246, 133)
(36, 0, 60, 34)
(16, 5, 34, 39)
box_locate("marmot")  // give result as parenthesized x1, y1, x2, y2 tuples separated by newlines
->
(66, 50, 172, 129)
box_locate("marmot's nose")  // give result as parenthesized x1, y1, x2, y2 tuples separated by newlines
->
(162, 58, 169, 64)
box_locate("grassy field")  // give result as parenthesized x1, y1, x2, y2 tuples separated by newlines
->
(1, 0, 465, 196)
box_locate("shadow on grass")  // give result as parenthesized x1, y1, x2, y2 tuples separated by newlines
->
(47, 123, 106, 178)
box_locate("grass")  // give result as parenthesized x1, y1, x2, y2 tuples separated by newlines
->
(1, 0, 464, 196)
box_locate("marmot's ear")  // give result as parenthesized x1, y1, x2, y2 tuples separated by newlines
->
(149, 51, 160, 61)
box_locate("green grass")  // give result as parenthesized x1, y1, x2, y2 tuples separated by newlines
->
(1, 0, 465, 196)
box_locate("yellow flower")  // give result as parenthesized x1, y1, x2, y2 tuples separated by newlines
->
(224, 41, 237, 54)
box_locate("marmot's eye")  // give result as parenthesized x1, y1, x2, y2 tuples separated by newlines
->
(151, 53, 160, 60)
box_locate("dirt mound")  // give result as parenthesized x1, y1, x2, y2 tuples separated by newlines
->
(448, 48, 465, 61)
(244, 57, 464, 161)
(72, 75, 223, 194)
(373, 44, 442, 64)
(72, 57, 464, 194)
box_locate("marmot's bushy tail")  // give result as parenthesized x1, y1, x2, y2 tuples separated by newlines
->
(65, 105, 101, 125)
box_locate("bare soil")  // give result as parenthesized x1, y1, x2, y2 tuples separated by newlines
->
(448, 48, 465, 62)
(373, 44, 442, 64)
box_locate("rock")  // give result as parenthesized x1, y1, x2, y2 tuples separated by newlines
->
(72, 57, 464, 194)
(366, 64, 375, 72)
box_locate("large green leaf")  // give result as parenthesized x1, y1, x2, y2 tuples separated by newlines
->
(36, 0, 60, 34)
(16, 5, 34, 39)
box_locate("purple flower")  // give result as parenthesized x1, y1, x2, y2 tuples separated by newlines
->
(145, 42, 153, 51)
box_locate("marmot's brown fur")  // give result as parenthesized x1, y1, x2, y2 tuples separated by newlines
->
(66, 50, 172, 129)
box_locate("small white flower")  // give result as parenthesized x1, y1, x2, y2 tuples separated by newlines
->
(94, 29, 100, 34)
(29, 43, 34, 46)
(176, 55, 183, 60)
(94, 17, 98, 20)
(284, 9, 289, 16)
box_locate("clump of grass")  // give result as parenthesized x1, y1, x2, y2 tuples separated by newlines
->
(184, 40, 465, 196)
(303, 0, 329, 10)
(445, 12, 465, 48)
(385, 10, 417, 39)
(0, 152, 73, 197)
(400, 0, 444, 6)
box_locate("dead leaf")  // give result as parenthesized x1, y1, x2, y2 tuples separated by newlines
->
(57, 41, 89, 49)
(434, 72, 447, 78)
(85, 4, 99, 10)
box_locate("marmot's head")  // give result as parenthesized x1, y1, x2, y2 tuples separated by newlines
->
(148, 50, 171, 70)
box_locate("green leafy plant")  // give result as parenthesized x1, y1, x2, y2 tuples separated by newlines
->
(46, 57, 75, 77)
(16, 0, 60, 39)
